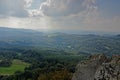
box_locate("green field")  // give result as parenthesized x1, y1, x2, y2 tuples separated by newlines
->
(0, 59, 29, 75)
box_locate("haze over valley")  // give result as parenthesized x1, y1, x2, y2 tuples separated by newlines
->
(0, 0, 120, 80)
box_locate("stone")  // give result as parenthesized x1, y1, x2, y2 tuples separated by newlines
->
(72, 54, 120, 80)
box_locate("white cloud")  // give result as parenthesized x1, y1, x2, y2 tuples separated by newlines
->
(38, 0, 99, 27)
(24, 0, 33, 8)
(28, 9, 43, 17)
(39, 0, 98, 17)
(40, 0, 82, 17)
(38, 0, 99, 26)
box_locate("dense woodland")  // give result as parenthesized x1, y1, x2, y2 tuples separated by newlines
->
(0, 47, 86, 80)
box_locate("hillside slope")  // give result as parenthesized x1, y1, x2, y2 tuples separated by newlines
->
(0, 27, 120, 55)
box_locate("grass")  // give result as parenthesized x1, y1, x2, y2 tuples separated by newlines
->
(0, 59, 30, 75)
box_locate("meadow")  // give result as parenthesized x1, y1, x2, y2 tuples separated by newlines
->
(0, 59, 29, 75)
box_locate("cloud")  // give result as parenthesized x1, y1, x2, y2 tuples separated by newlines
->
(28, 9, 42, 17)
(38, 0, 100, 28)
(38, 0, 99, 27)
(0, 0, 120, 33)
(0, 0, 31, 18)
(24, 0, 33, 8)
(39, 0, 97, 17)
(40, 0, 81, 17)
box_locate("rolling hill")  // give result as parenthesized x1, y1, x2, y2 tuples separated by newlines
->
(0, 27, 120, 55)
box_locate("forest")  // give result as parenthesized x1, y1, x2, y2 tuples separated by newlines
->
(0, 47, 86, 80)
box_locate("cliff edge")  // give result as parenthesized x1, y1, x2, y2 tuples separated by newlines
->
(72, 54, 120, 80)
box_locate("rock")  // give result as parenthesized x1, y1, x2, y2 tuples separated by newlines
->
(72, 54, 120, 80)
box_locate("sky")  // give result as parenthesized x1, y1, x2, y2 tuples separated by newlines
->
(0, 0, 120, 33)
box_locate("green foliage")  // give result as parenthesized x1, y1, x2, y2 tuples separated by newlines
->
(0, 48, 86, 80)
(0, 60, 29, 75)
(0, 59, 12, 67)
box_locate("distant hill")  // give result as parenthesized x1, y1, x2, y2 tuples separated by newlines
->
(0, 27, 120, 55)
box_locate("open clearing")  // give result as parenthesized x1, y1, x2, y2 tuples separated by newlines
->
(0, 59, 29, 75)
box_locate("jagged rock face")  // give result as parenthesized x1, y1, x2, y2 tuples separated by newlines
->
(72, 54, 120, 80)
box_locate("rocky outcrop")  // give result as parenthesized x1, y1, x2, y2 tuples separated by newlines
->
(72, 54, 120, 80)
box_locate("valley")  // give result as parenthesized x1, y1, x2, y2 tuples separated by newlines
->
(0, 27, 119, 80)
